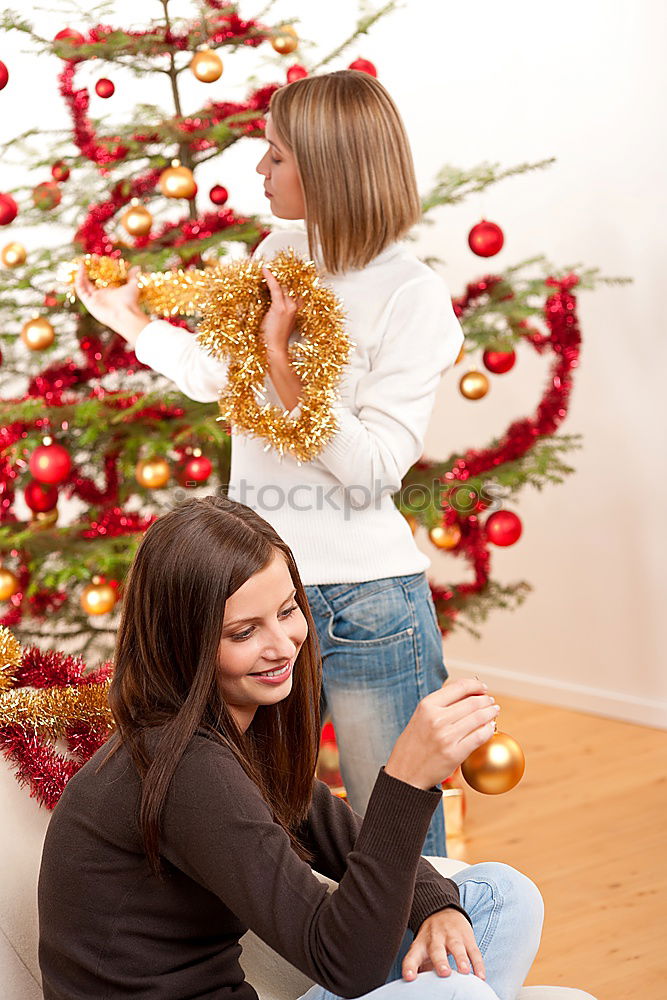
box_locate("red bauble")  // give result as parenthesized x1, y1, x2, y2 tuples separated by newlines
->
(0, 61, 8, 91)
(483, 349, 516, 375)
(486, 510, 522, 547)
(43, 292, 58, 308)
(24, 479, 59, 513)
(286, 64, 308, 83)
(348, 58, 377, 77)
(0, 193, 18, 226)
(51, 160, 70, 182)
(178, 455, 213, 487)
(468, 220, 504, 257)
(32, 181, 62, 211)
(95, 78, 115, 99)
(29, 442, 72, 485)
(209, 184, 229, 206)
(54, 27, 85, 46)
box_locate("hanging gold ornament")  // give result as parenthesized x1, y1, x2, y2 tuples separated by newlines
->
(429, 524, 462, 550)
(0, 568, 20, 602)
(1, 241, 27, 268)
(158, 159, 197, 199)
(0, 626, 22, 693)
(459, 370, 489, 400)
(120, 200, 153, 237)
(65, 251, 350, 463)
(271, 25, 298, 54)
(461, 731, 526, 794)
(29, 508, 59, 530)
(21, 316, 55, 351)
(80, 577, 118, 616)
(455, 343, 465, 365)
(135, 457, 170, 489)
(190, 47, 223, 82)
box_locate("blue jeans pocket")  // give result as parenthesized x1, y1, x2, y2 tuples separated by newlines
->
(323, 579, 415, 646)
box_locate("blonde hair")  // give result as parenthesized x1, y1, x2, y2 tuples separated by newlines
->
(269, 70, 422, 274)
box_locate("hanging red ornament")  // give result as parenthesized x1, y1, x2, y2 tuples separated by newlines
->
(271, 26, 298, 55)
(0, 193, 18, 226)
(32, 181, 62, 211)
(483, 348, 516, 374)
(486, 510, 522, 547)
(286, 64, 308, 83)
(95, 78, 115, 99)
(51, 160, 70, 182)
(177, 453, 213, 487)
(461, 731, 525, 794)
(348, 58, 378, 77)
(0, 61, 8, 91)
(29, 439, 72, 485)
(24, 479, 59, 513)
(54, 28, 85, 46)
(209, 184, 229, 206)
(468, 220, 504, 257)
(43, 292, 58, 308)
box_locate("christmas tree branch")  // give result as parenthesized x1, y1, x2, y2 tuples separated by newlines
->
(310, 1, 398, 71)
(420, 159, 556, 216)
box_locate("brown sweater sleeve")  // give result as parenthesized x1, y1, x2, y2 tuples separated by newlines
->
(160, 739, 447, 998)
(302, 777, 470, 932)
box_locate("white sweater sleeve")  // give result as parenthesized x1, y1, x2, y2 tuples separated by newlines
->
(315, 275, 463, 500)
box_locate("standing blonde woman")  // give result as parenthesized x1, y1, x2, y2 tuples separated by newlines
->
(75, 70, 464, 855)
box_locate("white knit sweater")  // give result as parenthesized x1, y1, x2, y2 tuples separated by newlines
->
(135, 230, 463, 585)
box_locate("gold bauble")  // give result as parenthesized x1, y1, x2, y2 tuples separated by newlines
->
(158, 160, 197, 200)
(271, 26, 298, 54)
(190, 48, 223, 83)
(461, 731, 526, 794)
(459, 370, 489, 400)
(30, 508, 59, 530)
(0, 568, 20, 602)
(1, 242, 27, 268)
(80, 577, 117, 616)
(455, 343, 465, 365)
(120, 201, 153, 237)
(21, 316, 55, 351)
(135, 457, 170, 489)
(429, 524, 462, 550)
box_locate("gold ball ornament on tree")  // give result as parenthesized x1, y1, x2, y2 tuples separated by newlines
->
(271, 26, 298, 54)
(461, 731, 526, 794)
(80, 577, 117, 616)
(459, 370, 490, 400)
(0, 568, 20, 602)
(1, 242, 27, 268)
(428, 524, 462, 550)
(120, 200, 153, 237)
(21, 316, 55, 351)
(158, 160, 197, 200)
(135, 457, 170, 489)
(190, 47, 223, 82)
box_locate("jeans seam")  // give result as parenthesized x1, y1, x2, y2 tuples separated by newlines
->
(463, 876, 504, 953)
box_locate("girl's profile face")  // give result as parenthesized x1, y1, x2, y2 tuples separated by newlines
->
(256, 115, 306, 220)
(217, 550, 308, 731)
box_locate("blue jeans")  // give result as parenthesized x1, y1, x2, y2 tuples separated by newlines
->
(305, 572, 448, 857)
(298, 862, 544, 1000)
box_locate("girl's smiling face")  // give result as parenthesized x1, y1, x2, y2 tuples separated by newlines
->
(217, 550, 308, 731)
(256, 115, 306, 220)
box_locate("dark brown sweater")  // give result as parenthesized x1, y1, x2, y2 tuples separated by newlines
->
(38, 732, 466, 1000)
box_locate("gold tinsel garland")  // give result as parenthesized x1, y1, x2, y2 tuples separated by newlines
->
(66, 252, 350, 463)
(0, 627, 22, 694)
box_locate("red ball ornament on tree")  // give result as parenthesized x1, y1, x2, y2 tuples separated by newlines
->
(209, 185, 229, 206)
(286, 64, 308, 83)
(24, 479, 59, 513)
(32, 181, 62, 211)
(54, 27, 85, 47)
(43, 292, 58, 308)
(178, 454, 213, 487)
(348, 57, 377, 77)
(0, 193, 18, 226)
(51, 160, 70, 182)
(483, 349, 516, 375)
(0, 61, 8, 91)
(29, 440, 72, 485)
(468, 220, 504, 257)
(486, 510, 522, 547)
(95, 78, 115, 99)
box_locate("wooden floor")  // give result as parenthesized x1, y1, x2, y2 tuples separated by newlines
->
(451, 696, 667, 1000)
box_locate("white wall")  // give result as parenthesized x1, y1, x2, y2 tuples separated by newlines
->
(1, 1, 665, 726)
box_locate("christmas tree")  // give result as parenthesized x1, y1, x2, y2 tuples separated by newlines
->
(0, 0, 608, 661)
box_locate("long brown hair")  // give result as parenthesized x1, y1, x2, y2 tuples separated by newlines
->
(269, 70, 422, 274)
(107, 495, 321, 873)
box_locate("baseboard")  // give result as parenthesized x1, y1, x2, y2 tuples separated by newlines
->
(445, 658, 667, 730)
